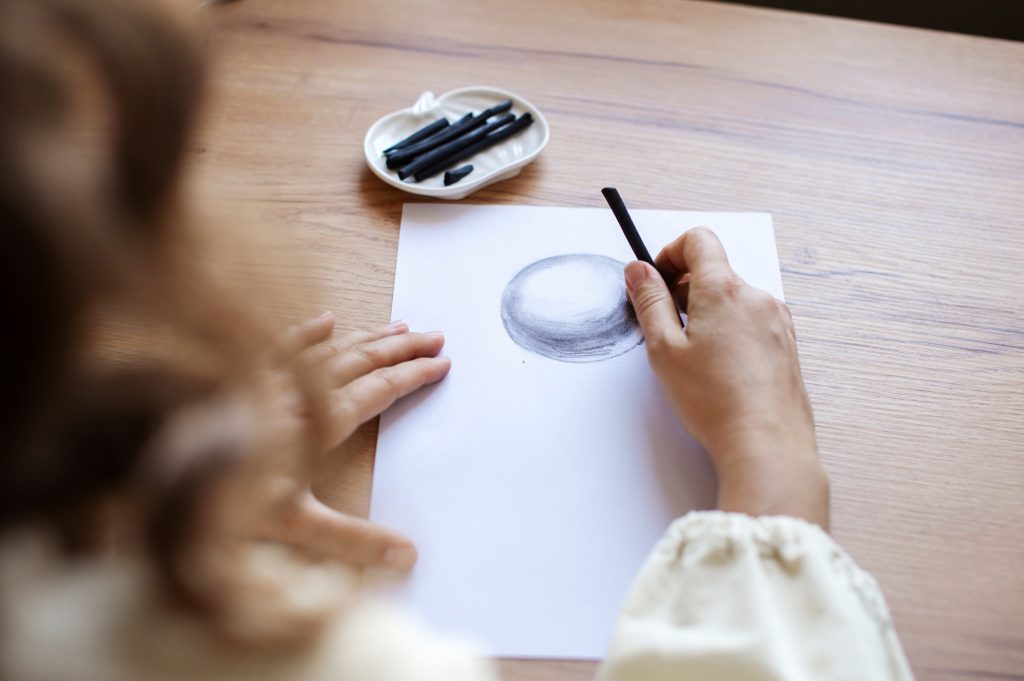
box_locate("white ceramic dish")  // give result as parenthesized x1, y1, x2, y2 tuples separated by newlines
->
(363, 86, 550, 200)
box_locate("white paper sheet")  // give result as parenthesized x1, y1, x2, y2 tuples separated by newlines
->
(369, 204, 783, 659)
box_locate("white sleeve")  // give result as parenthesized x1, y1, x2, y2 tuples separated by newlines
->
(598, 511, 915, 681)
(318, 600, 500, 681)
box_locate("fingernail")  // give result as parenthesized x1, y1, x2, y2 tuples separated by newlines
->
(316, 310, 334, 322)
(424, 331, 444, 339)
(387, 320, 408, 331)
(384, 545, 417, 571)
(624, 261, 651, 294)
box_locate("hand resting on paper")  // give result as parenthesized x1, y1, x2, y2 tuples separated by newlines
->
(623, 228, 829, 529)
(230, 312, 450, 572)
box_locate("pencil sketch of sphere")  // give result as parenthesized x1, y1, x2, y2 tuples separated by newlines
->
(500, 254, 642, 363)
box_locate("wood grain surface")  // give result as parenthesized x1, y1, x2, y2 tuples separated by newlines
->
(191, 2, 1024, 679)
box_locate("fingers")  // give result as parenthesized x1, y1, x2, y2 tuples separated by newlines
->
(329, 355, 452, 444)
(777, 300, 797, 341)
(275, 493, 417, 570)
(274, 311, 336, 364)
(334, 321, 410, 353)
(624, 261, 684, 353)
(295, 320, 410, 369)
(326, 331, 446, 388)
(654, 227, 736, 308)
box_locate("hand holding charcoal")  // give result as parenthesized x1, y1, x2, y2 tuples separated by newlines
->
(623, 228, 829, 529)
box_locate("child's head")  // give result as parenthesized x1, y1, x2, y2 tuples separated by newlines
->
(0, 0, 337, 646)
(1, 0, 206, 500)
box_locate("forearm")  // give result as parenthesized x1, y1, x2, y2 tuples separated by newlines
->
(716, 453, 830, 530)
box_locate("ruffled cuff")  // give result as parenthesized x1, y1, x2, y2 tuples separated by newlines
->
(600, 511, 915, 681)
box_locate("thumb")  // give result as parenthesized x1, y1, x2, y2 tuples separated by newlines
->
(263, 493, 418, 571)
(624, 261, 683, 350)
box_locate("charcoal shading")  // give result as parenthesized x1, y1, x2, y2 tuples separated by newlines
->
(500, 254, 642, 363)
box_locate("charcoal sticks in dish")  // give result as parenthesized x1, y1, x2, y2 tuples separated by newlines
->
(380, 99, 534, 184)
(381, 117, 449, 155)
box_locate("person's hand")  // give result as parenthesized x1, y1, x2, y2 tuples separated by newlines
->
(623, 228, 828, 528)
(232, 312, 450, 571)
(139, 312, 448, 644)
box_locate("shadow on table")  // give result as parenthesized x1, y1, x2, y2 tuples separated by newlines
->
(709, 0, 1024, 41)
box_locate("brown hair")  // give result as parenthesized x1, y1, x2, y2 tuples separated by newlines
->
(0, 0, 333, 645)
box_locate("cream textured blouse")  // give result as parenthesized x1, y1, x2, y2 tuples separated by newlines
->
(1, 511, 915, 681)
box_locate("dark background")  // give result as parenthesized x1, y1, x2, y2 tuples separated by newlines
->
(713, 0, 1024, 41)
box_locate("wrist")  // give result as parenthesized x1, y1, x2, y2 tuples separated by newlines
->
(708, 429, 829, 529)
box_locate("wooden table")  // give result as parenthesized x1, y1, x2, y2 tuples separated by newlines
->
(194, 2, 1024, 679)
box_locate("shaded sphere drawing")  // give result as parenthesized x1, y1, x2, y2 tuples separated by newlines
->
(500, 254, 643, 362)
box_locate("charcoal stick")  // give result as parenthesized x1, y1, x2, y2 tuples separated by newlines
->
(385, 113, 477, 169)
(414, 113, 534, 182)
(477, 98, 513, 119)
(381, 117, 449, 155)
(397, 113, 515, 180)
(444, 165, 474, 186)
(386, 100, 514, 167)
